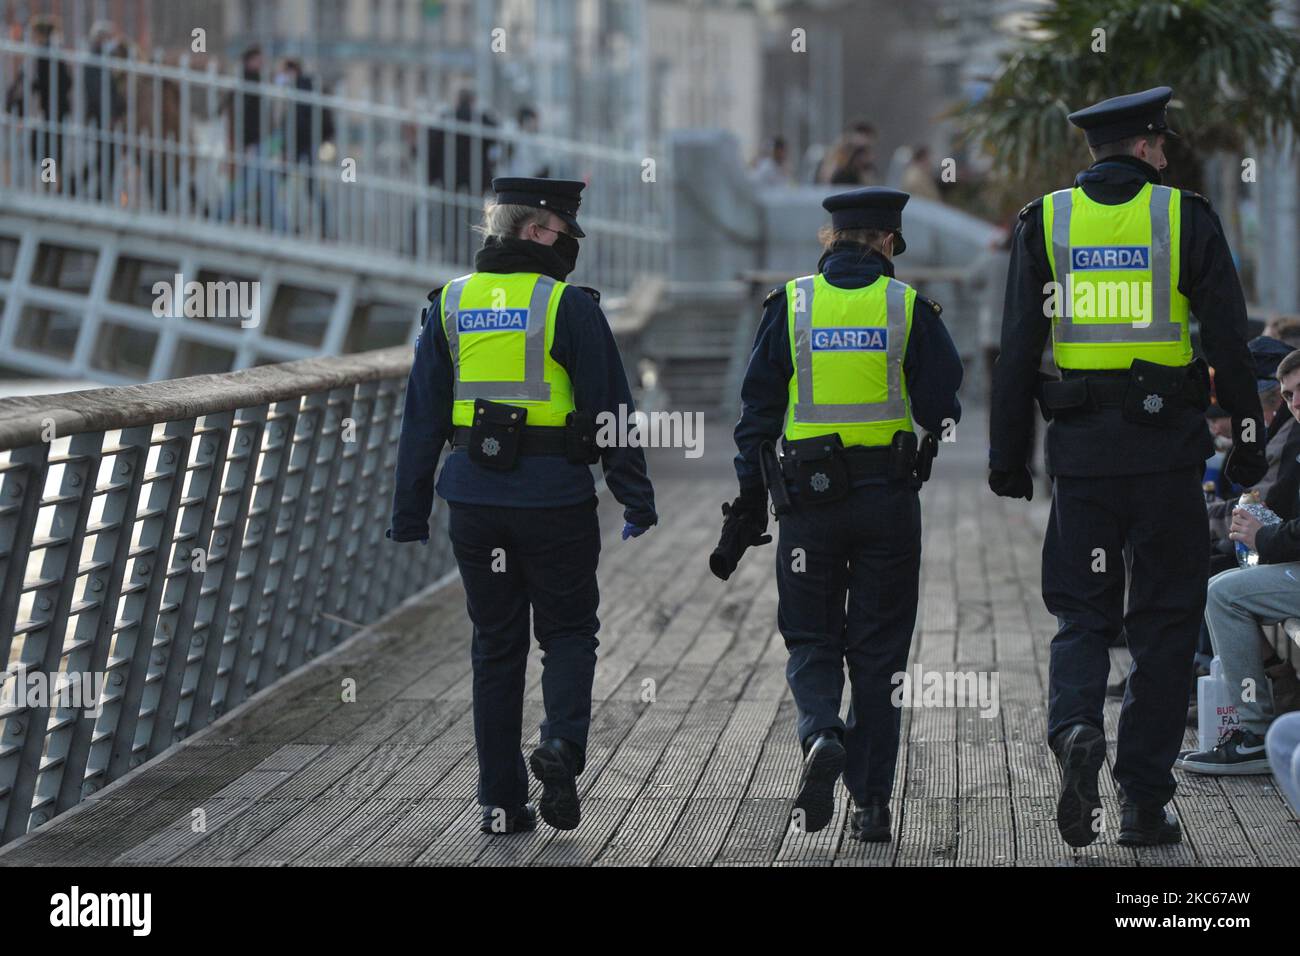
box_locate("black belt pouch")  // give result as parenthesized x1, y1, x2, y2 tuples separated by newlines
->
(469, 398, 526, 470)
(1122, 359, 1186, 427)
(1039, 377, 1091, 418)
(888, 430, 919, 481)
(784, 434, 849, 505)
(565, 410, 602, 464)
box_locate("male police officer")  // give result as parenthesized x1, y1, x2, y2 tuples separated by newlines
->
(720, 188, 963, 840)
(387, 177, 658, 834)
(989, 88, 1266, 847)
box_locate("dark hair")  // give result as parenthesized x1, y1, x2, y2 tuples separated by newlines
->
(1089, 132, 1160, 161)
(1276, 349, 1300, 385)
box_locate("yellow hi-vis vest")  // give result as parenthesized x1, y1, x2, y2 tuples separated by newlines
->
(440, 271, 575, 427)
(784, 272, 914, 447)
(1041, 181, 1192, 370)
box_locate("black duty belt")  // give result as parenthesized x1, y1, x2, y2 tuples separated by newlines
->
(1080, 375, 1134, 406)
(780, 444, 892, 482)
(1066, 372, 1202, 408)
(452, 425, 567, 456)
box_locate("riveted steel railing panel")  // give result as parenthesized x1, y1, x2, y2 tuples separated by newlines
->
(0, 347, 453, 843)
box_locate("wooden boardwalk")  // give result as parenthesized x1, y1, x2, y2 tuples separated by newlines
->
(3, 412, 1298, 867)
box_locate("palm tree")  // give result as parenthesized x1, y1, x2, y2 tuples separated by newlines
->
(959, 0, 1300, 210)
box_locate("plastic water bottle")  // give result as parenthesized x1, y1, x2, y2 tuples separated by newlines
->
(1197, 656, 1240, 752)
(1234, 489, 1281, 568)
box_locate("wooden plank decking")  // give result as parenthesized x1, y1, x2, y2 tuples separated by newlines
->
(3, 412, 1297, 867)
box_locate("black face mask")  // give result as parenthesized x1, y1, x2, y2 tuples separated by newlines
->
(552, 233, 580, 275)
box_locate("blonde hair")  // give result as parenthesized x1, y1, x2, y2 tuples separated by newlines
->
(475, 201, 550, 239)
(817, 225, 892, 253)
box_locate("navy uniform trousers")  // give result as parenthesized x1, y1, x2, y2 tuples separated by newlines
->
(775, 481, 922, 804)
(447, 497, 602, 809)
(1043, 465, 1208, 808)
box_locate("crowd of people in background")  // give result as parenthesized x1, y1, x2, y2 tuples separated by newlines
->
(747, 118, 946, 204)
(1, 14, 548, 242)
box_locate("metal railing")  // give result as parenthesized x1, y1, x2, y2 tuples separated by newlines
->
(0, 37, 669, 293)
(0, 347, 452, 844)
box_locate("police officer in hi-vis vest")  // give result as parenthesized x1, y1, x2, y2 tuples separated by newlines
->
(718, 188, 963, 841)
(388, 177, 658, 835)
(989, 88, 1266, 847)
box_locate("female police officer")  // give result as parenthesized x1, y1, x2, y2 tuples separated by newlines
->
(388, 177, 657, 835)
(718, 187, 962, 840)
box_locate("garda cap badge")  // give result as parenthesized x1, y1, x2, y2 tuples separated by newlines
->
(1142, 394, 1163, 415)
(481, 436, 501, 457)
(810, 472, 831, 493)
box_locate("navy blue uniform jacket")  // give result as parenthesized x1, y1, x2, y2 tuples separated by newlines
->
(387, 238, 658, 542)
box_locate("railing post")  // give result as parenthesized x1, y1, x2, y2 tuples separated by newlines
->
(100, 417, 194, 783)
(0, 441, 51, 842)
(143, 411, 233, 757)
(182, 406, 266, 737)
(225, 399, 297, 708)
(51, 424, 151, 814)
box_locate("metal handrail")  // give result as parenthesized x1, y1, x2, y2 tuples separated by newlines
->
(0, 37, 669, 293)
(0, 346, 452, 844)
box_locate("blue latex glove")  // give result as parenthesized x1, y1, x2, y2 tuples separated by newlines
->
(621, 522, 648, 540)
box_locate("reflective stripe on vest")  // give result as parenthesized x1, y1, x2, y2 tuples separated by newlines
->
(791, 273, 909, 425)
(443, 273, 556, 403)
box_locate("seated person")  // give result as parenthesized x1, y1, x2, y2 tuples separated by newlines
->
(1266, 711, 1300, 816)
(1207, 336, 1294, 543)
(1187, 349, 1300, 774)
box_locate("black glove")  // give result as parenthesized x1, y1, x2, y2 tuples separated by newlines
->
(1225, 443, 1268, 488)
(988, 467, 1034, 501)
(708, 491, 772, 581)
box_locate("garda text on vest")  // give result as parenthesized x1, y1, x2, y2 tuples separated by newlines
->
(457, 308, 528, 332)
(1070, 245, 1151, 271)
(810, 327, 888, 351)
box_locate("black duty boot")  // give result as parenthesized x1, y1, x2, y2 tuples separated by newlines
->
(791, 731, 846, 834)
(1051, 722, 1106, 848)
(529, 738, 582, 831)
(1118, 802, 1182, 846)
(479, 803, 537, 835)
(849, 800, 891, 843)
